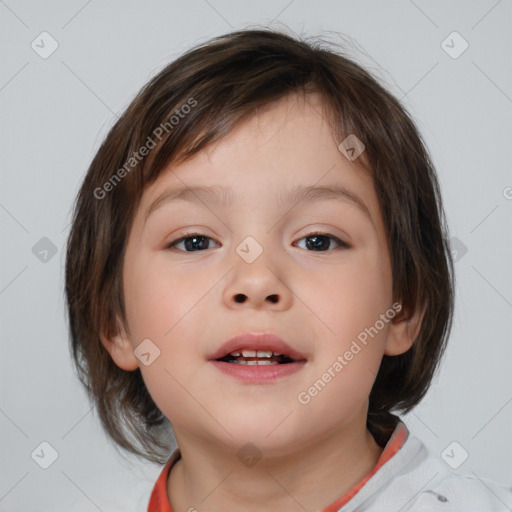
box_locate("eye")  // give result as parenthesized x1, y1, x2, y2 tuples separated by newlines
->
(295, 232, 350, 252)
(165, 231, 350, 253)
(166, 232, 220, 252)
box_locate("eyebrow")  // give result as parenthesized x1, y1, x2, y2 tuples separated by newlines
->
(144, 183, 371, 222)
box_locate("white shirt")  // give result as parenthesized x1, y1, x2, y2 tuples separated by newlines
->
(339, 423, 512, 511)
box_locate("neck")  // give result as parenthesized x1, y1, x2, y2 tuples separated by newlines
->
(167, 418, 384, 512)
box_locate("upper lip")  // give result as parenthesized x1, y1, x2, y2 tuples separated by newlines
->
(208, 332, 307, 361)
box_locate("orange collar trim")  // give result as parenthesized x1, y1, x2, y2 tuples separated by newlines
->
(147, 422, 409, 512)
(320, 421, 409, 511)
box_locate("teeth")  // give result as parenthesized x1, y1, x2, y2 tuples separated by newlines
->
(233, 359, 278, 365)
(256, 350, 273, 358)
(230, 350, 282, 357)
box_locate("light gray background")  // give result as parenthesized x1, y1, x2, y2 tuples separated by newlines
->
(1, 1, 511, 511)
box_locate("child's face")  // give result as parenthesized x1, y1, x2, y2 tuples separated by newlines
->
(104, 93, 415, 456)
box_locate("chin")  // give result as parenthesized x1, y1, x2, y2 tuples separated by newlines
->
(213, 422, 304, 460)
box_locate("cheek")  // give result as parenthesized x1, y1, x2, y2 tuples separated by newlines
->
(300, 246, 392, 348)
(122, 258, 211, 425)
(124, 253, 219, 373)
(123, 253, 201, 340)
(123, 270, 169, 341)
(295, 252, 390, 419)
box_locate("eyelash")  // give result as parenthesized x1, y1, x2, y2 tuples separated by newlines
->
(165, 230, 351, 252)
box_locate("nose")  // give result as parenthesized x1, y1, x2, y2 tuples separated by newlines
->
(223, 253, 293, 311)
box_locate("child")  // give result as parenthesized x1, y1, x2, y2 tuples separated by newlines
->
(65, 28, 512, 511)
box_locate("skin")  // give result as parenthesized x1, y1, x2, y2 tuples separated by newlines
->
(101, 93, 423, 512)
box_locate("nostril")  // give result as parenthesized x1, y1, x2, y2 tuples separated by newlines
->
(233, 294, 278, 303)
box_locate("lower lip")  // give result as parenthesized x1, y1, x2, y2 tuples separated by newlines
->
(210, 360, 306, 383)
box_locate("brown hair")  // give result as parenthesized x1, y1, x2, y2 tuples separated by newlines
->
(65, 27, 454, 463)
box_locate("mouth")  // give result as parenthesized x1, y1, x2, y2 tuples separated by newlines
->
(208, 332, 307, 363)
(216, 349, 297, 365)
(208, 332, 307, 382)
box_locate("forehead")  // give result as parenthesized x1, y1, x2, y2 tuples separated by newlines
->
(135, 93, 385, 238)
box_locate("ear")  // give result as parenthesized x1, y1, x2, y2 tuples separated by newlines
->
(99, 317, 139, 371)
(384, 301, 426, 356)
